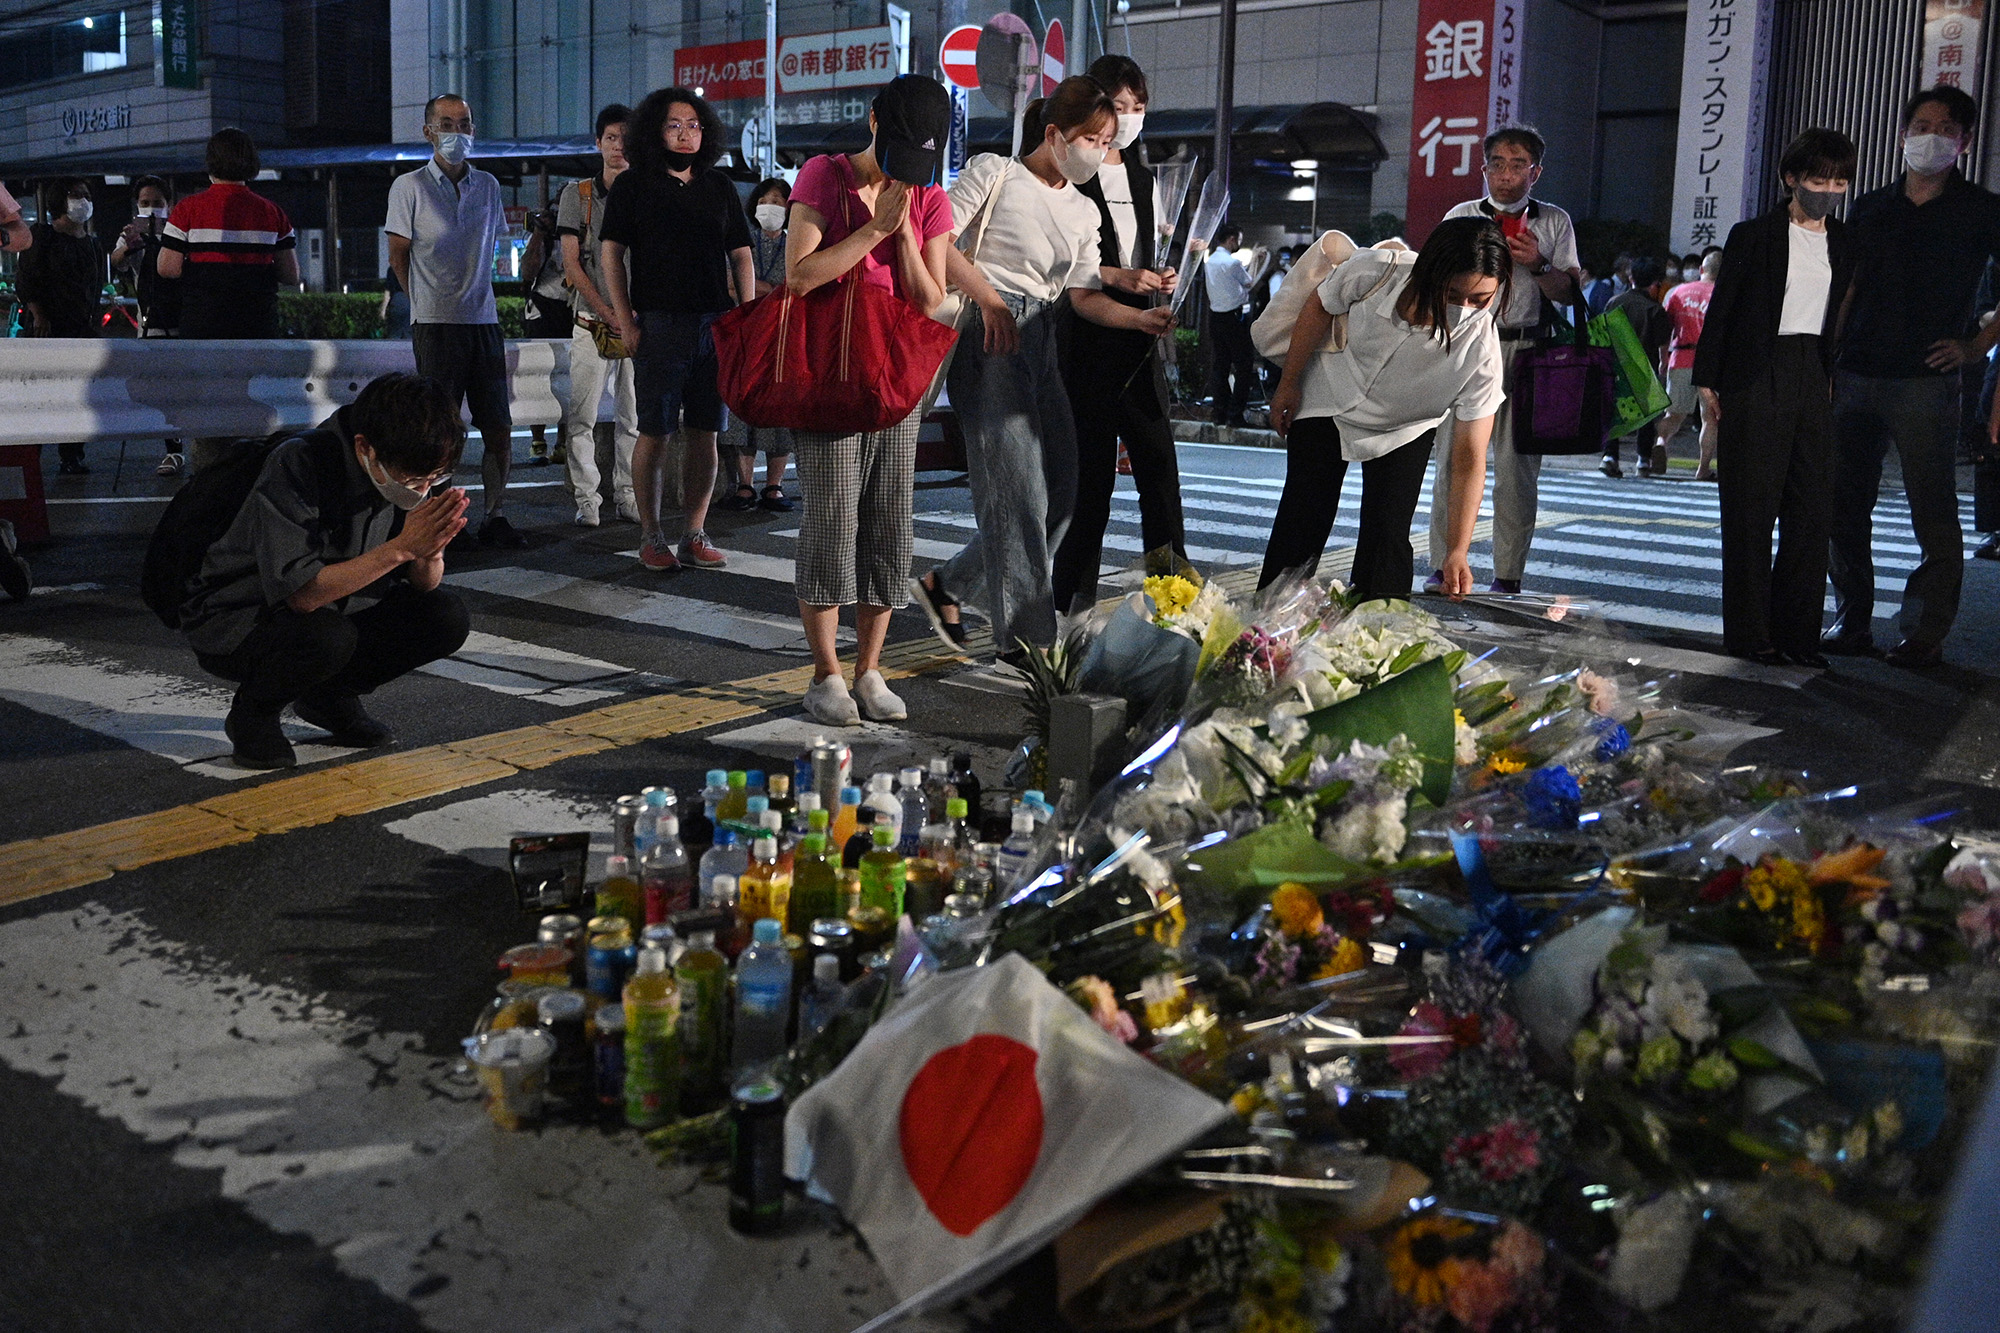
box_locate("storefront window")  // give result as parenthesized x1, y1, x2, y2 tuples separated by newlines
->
(0, 12, 127, 92)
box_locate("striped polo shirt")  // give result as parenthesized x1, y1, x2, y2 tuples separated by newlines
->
(163, 182, 294, 309)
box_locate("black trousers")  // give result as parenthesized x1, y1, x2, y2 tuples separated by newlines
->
(197, 586, 471, 712)
(1051, 357, 1186, 615)
(1717, 335, 1832, 656)
(1259, 417, 1432, 601)
(1208, 309, 1257, 423)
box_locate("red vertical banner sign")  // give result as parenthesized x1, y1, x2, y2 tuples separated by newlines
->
(1406, 0, 1522, 245)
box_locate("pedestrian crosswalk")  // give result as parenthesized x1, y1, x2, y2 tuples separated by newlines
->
(1, 444, 1986, 783)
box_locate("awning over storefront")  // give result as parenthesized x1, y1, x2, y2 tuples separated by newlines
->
(964, 102, 1388, 168)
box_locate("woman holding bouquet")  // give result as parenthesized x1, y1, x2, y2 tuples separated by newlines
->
(912, 77, 1177, 665)
(1258, 217, 1510, 601)
(783, 75, 954, 727)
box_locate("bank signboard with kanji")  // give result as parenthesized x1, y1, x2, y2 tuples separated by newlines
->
(1405, 0, 1525, 244)
(1669, 0, 1774, 255)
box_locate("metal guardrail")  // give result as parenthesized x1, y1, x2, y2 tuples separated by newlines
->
(0, 338, 571, 447)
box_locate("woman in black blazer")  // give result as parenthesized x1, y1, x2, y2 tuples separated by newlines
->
(1692, 128, 1857, 667)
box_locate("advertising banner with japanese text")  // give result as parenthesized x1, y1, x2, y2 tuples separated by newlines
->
(1922, 0, 1986, 93)
(1406, 0, 1526, 244)
(673, 39, 767, 103)
(1669, 0, 1774, 255)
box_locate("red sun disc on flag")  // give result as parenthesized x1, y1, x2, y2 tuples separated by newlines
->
(899, 1034, 1044, 1237)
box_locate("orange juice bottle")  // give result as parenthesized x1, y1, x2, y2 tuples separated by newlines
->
(829, 785, 862, 851)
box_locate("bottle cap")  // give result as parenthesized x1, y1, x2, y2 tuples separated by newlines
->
(537, 990, 586, 1023)
(873, 825, 895, 847)
(801, 834, 826, 855)
(746, 770, 765, 788)
(930, 755, 950, 775)
(762, 810, 783, 831)
(1023, 790, 1044, 805)
(753, 918, 783, 945)
(690, 930, 716, 949)
(746, 795, 769, 815)
(769, 773, 790, 796)
(594, 1002, 624, 1032)
(754, 836, 778, 858)
(868, 773, 892, 792)
(728, 771, 747, 788)
(635, 946, 669, 975)
(605, 853, 631, 877)
(900, 766, 923, 786)
(1012, 809, 1035, 832)
(798, 792, 823, 813)
(716, 828, 736, 846)
(711, 873, 738, 901)
(946, 798, 968, 819)
(840, 785, 862, 805)
(814, 953, 840, 982)
(808, 807, 830, 830)
(644, 789, 672, 808)
(706, 768, 728, 786)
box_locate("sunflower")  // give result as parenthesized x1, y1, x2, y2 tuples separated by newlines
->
(1383, 1214, 1474, 1308)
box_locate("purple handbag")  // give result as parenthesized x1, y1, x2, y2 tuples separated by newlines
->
(1510, 296, 1618, 455)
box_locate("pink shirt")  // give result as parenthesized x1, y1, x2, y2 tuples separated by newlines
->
(1663, 280, 1714, 369)
(789, 153, 951, 300)
(0, 181, 19, 226)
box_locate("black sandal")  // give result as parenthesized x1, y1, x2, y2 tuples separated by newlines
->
(724, 483, 758, 511)
(910, 574, 968, 652)
(757, 484, 793, 512)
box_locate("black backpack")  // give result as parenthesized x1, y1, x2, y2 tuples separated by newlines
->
(141, 427, 347, 630)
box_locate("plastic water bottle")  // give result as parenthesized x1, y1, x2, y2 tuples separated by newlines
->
(1019, 790, 1056, 827)
(896, 767, 928, 856)
(863, 773, 903, 846)
(732, 919, 793, 1075)
(700, 828, 749, 906)
(994, 809, 1039, 892)
(922, 755, 953, 822)
(640, 815, 695, 924)
(635, 788, 673, 859)
(687, 769, 729, 858)
(799, 953, 844, 1040)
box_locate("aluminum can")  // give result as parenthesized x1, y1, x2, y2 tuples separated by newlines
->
(811, 739, 852, 812)
(729, 1075, 787, 1235)
(613, 795, 645, 864)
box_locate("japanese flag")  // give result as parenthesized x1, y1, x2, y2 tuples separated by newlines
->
(786, 953, 1231, 1327)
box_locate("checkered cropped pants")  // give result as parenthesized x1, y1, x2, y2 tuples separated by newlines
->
(791, 409, 920, 608)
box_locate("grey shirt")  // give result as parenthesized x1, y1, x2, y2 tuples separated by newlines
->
(385, 159, 504, 325)
(555, 174, 618, 319)
(1443, 195, 1580, 330)
(182, 410, 401, 656)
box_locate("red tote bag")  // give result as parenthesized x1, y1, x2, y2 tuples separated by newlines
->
(712, 182, 959, 435)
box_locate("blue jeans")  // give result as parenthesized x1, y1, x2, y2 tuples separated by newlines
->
(932, 294, 1078, 652)
(1828, 372, 1963, 647)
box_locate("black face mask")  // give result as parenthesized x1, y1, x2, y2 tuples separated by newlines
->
(662, 148, 695, 170)
(1793, 185, 1842, 221)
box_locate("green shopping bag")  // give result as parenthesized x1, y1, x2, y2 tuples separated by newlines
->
(1584, 307, 1671, 439)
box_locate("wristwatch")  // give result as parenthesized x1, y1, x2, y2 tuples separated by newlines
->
(1531, 260, 1552, 276)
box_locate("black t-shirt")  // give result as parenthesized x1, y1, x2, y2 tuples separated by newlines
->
(598, 166, 753, 313)
(18, 224, 103, 336)
(1839, 173, 2000, 378)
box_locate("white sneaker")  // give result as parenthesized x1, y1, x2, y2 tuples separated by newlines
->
(803, 673, 861, 727)
(155, 453, 184, 477)
(614, 492, 641, 523)
(853, 669, 907, 721)
(574, 499, 601, 527)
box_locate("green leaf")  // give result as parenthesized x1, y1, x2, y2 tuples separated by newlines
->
(1725, 1037, 1821, 1086)
(1299, 658, 1455, 805)
(1178, 817, 1374, 909)
(1708, 983, 1777, 1031)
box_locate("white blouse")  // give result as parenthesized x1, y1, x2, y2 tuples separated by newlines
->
(1295, 249, 1508, 461)
(1778, 223, 1832, 336)
(948, 152, 1101, 304)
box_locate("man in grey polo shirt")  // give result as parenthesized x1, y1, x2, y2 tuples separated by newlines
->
(1425, 124, 1582, 595)
(386, 93, 524, 548)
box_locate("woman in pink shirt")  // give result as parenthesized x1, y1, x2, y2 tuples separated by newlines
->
(783, 74, 954, 727)
(0, 180, 29, 252)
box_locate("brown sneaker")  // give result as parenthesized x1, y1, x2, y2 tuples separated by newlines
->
(679, 530, 727, 568)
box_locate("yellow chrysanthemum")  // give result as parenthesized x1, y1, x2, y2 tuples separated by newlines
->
(1269, 882, 1325, 938)
(1312, 935, 1367, 980)
(1144, 574, 1200, 620)
(1488, 756, 1527, 776)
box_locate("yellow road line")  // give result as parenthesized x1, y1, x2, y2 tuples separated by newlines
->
(0, 641, 962, 910)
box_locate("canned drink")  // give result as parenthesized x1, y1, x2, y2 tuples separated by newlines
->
(536, 990, 590, 1108)
(586, 922, 636, 1002)
(592, 1001, 626, 1109)
(807, 917, 859, 981)
(613, 796, 645, 864)
(538, 914, 586, 987)
(811, 739, 852, 812)
(729, 1075, 787, 1235)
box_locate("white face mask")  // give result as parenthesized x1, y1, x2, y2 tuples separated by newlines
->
(754, 203, 787, 232)
(1447, 303, 1482, 328)
(1904, 132, 1961, 176)
(433, 131, 473, 166)
(138, 205, 168, 220)
(1054, 134, 1105, 185)
(362, 450, 433, 511)
(1113, 112, 1145, 151)
(67, 197, 93, 224)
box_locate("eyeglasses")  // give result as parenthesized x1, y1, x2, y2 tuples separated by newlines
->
(1483, 158, 1534, 176)
(664, 120, 703, 135)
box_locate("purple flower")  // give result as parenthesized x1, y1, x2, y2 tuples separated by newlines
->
(1523, 765, 1582, 830)
(1592, 718, 1631, 762)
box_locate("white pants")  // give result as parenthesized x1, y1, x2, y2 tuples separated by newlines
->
(563, 321, 638, 506)
(1428, 336, 1541, 583)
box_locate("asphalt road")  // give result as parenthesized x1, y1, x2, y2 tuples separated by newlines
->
(4, 431, 1999, 1332)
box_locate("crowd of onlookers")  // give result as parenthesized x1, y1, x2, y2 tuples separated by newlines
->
(3, 71, 1999, 770)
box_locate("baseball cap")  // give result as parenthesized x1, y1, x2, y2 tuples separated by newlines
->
(872, 74, 951, 186)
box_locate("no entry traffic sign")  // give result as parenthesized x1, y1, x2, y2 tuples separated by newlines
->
(1041, 20, 1065, 96)
(940, 24, 981, 89)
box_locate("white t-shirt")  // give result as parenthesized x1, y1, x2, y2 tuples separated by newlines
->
(1296, 250, 1508, 461)
(1090, 161, 1170, 270)
(1205, 248, 1254, 312)
(1441, 196, 1579, 330)
(1779, 223, 1832, 336)
(948, 153, 1101, 303)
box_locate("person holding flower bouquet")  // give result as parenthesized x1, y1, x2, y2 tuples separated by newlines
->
(1258, 217, 1510, 601)
(783, 75, 955, 726)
